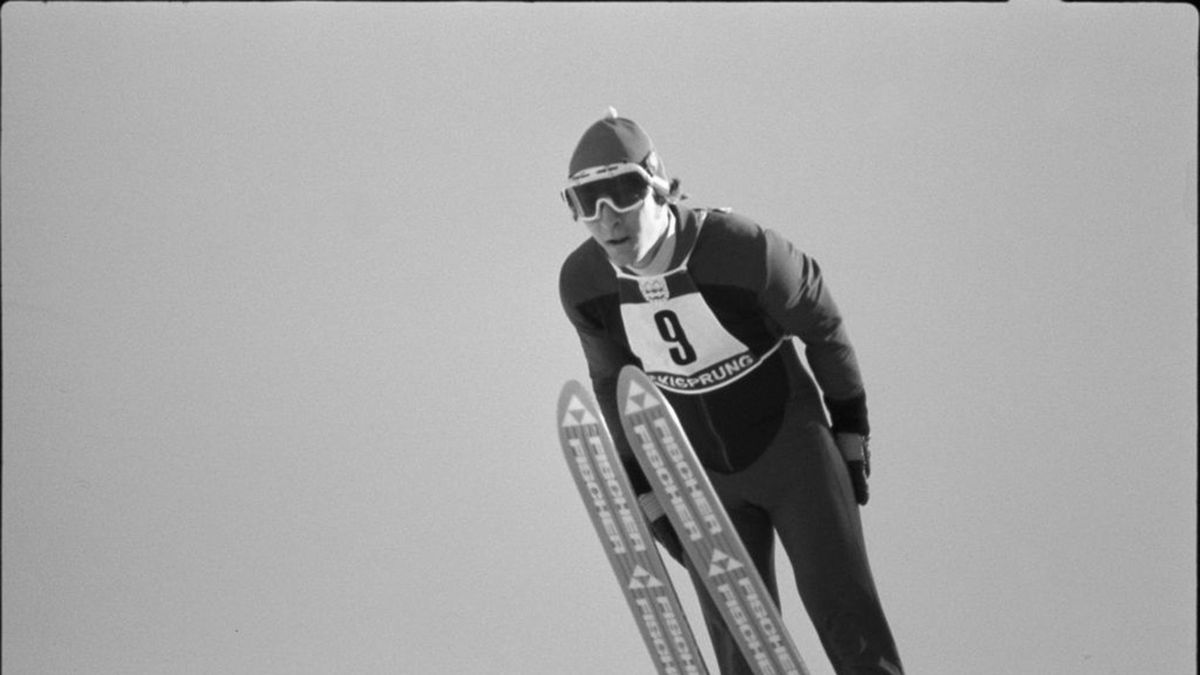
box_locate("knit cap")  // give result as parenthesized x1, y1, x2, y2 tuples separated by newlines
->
(567, 107, 668, 185)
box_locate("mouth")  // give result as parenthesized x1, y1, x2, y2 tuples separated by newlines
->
(607, 236, 631, 247)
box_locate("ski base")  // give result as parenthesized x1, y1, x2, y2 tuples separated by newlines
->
(617, 366, 809, 675)
(558, 380, 709, 675)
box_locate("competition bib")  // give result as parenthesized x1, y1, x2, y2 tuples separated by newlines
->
(615, 218, 782, 394)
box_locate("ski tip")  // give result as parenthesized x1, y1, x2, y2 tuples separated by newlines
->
(557, 380, 603, 429)
(557, 380, 589, 409)
(618, 366, 662, 415)
(616, 365, 641, 400)
(618, 365, 643, 380)
(559, 379, 586, 395)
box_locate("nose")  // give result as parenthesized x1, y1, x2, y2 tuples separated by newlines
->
(593, 202, 622, 230)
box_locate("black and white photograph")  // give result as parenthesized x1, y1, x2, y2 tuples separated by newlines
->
(3, 3, 1195, 673)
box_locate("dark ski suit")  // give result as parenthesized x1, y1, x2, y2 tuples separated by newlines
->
(560, 204, 904, 675)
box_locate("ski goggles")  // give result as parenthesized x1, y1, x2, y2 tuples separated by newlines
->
(561, 163, 669, 221)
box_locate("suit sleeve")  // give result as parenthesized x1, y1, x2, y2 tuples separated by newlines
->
(559, 260, 654, 495)
(757, 228, 870, 436)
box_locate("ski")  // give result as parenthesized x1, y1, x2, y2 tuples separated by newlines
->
(558, 380, 710, 675)
(617, 366, 810, 675)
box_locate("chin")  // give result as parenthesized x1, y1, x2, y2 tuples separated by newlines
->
(604, 246, 638, 267)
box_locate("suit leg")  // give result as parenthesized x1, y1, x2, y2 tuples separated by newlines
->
(768, 422, 904, 675)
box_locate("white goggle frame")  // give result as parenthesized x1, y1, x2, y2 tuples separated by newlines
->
(561, 162, 671, 221)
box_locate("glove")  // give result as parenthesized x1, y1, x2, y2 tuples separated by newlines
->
(834, 432, 871, 506)
(638, 492, 685, 563)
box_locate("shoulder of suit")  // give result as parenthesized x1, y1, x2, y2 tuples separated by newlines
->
(692, 205, 768, 248)
(559, 238, 614, 301)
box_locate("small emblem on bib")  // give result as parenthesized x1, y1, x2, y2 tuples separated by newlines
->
(638, 277, 670, 303)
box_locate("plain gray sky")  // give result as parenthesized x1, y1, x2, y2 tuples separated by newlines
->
(2, 2, 1196, 674)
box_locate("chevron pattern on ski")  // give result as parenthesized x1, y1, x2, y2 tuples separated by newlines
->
(617, 366, 809, 675)
(558, 380, 709, 675)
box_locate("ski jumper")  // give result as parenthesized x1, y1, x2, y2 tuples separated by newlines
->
(559, 205, 904, 675)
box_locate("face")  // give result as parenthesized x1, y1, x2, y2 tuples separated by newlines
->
(580, 194, 670, 268)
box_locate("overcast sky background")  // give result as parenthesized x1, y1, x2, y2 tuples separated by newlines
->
(2, 3, 1196, 674)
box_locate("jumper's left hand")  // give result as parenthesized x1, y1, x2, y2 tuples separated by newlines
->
(834, 432, 871, 506)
